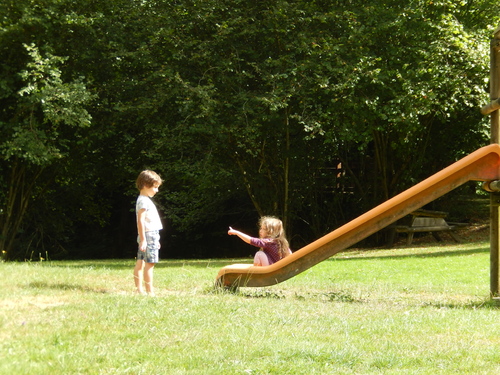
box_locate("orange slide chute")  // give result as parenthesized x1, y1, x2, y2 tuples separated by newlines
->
(216, 144, 500, 288)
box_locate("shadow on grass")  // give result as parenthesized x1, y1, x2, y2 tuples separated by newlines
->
(331, 246, 489, 262)
(210, 284, 365, 303)
(421, 299, 500, 310)
(217, 286, 496, 309)
(27, 281, 108, 293)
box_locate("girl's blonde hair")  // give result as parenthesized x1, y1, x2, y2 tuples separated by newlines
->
(259, 216, 290, 259)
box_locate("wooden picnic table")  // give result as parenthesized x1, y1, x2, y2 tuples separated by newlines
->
(387, 209, 467, 247)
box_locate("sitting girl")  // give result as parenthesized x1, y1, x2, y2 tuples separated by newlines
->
(228, 216, 292, 266)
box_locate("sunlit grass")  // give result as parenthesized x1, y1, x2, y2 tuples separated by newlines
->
(1, 241, 499, 374)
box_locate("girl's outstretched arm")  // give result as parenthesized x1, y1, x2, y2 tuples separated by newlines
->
(228, 227, 252, 244)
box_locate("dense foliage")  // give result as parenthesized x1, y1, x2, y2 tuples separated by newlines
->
(0, 0, 498, 260)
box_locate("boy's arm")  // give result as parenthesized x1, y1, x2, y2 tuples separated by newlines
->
(227, 227, 252, 244)
(137, 208, 147, 252)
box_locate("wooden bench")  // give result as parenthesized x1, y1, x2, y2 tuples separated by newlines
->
(387, 209, 467, 247)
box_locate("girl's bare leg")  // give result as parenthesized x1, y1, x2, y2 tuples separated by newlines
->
(253, 251, 270, 266)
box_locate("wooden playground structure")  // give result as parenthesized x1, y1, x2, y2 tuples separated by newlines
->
(481, 25, 500, 299)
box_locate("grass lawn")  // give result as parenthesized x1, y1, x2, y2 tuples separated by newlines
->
(1, 239, 499, 374)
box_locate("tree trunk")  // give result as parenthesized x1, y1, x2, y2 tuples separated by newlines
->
(282, 109, 290, 232)
(0, 160, 42, 259)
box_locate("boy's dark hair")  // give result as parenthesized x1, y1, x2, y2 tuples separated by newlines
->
(136, 170, 163, 190)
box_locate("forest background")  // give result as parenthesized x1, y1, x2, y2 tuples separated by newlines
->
(1, 0, 499, 261)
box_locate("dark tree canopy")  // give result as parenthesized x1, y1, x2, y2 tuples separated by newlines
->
(0, 0, 497, 260)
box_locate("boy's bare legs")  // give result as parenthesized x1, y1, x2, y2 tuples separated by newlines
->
(144, 263, 155, 296)
(134, 259, 146, 295)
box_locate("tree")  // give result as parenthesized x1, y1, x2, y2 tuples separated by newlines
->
(1, 0, 498, 259)
(157, 0, 497, 243)
(313, 0, 493, 204)
(0, 42, 94, 259)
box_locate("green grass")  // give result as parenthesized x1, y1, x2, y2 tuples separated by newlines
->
(1, 241, 499, 374)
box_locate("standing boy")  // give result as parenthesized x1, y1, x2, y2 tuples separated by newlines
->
(134, 170, 163, 296)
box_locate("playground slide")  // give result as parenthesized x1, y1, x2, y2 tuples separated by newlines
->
(216, 144, 500, 288)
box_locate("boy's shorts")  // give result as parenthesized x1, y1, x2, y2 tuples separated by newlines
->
(137, 230, 160, 263)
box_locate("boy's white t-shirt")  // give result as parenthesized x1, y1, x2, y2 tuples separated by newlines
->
(136, 195, 163, 232)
